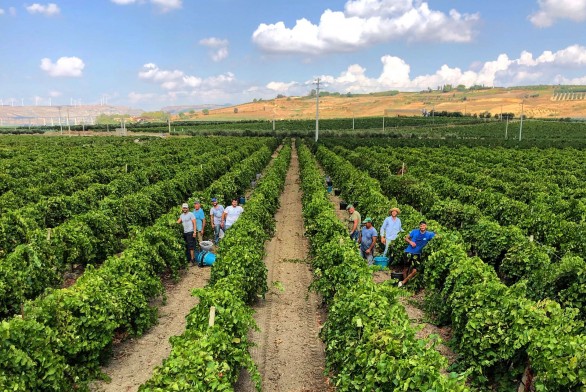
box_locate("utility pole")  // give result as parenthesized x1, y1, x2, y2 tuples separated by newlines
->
(315, 78, 320, 142)
(67, 107, 71, 136)
(519, 100, 524, 141)
(505, 116, 508, 139)
(58, 106, 63, 135)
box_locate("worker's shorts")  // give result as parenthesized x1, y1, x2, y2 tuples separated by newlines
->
(183, 231, 196, 250)
(403, 252, 422, 270)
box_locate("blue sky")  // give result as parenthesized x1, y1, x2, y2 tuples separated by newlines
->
(1, 0, 586, 110)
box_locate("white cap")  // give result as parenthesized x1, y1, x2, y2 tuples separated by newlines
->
(182, 203, 189, 208)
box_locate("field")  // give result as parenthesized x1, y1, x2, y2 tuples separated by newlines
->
(0, 126, 585, 391)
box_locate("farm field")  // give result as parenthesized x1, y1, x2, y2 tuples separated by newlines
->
(1, 130, 585, 391)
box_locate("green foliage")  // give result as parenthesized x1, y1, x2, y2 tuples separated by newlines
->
(140, 143, 291, 391)
(0, 137, 279, 390)
(298, 142, 470, 391)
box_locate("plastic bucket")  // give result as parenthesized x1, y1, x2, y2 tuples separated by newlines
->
(391, 271, 404, 281)
(373, 256, 389, 267)
(196, 250, 216, 266)
(340, 201, 348, 210)
(239, 196, 246, 205)
(327, 185, 333, 193)
(199, 241, 214, 251)
(334, 189, 341, 196)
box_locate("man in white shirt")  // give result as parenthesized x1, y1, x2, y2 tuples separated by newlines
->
(222, 197, 244, 231)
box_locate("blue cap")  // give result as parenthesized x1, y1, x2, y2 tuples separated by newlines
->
(211, 197, 218, 202)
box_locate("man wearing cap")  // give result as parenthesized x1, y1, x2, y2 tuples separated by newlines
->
(222, 197, 244, 231)
(346, 204, 361, 242)
(359, 217, 378, 265)
(210, 198, 224, 245)
(400, 221, 435, 287)
(380, 207, 402, 257)
(192, 200, 206, 250)
(177, 203, 196, 264)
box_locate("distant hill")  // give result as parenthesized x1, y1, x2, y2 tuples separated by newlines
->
(195, 86, 586, 121)
(0, 105, 142, 127)
(162, 104, 230, 114)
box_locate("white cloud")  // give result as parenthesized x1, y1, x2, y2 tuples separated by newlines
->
(0, 7, 17, 16)
(138, 63, 236, 91)
(267, 81, 298, 92)
(26, 3, 60, 16)
(40, 57, 85, 77)
(199, 37, 229, 62)
(529, 0, 586, 27)
(264, 44, 586, 96)
(252, 0, 479, 54)
(151, 0, 181, 12)
(128, 92, 157, 103)
(111, 0, 181, 12)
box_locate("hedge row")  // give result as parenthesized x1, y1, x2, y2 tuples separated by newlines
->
(0, 139, 277, 391)
(298, 142, 469, 391)
(139, 143, 291, 391)
(315, 144, 585, 390)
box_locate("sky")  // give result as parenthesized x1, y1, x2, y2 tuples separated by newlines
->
(1, 0, 586, 110)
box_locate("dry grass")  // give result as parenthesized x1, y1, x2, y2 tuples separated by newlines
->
(196, 87, 586, 121)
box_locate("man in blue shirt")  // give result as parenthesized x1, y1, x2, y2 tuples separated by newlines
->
(399, 220, 435, 287)
(192, 200, 206, 262)
(359, 217, 378, 265)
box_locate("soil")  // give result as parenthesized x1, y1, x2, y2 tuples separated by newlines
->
(89, 266, 211, 392)
(235, 144, 330, 392)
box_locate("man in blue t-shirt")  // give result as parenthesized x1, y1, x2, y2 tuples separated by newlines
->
(359, 217, 378, 265)
(399, 220, 435, 287)
(192, 200, 206, 255)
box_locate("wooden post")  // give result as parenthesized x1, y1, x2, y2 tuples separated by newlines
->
(209, 306, 216, 327)
(47, 228, 52, 241)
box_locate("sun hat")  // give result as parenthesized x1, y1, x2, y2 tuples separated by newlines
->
(390, 207, 401, 214)
(182, 203, 189, 209)
(211, 197, 218, 202)
(193, 199, 201, 204)
(346, 204, 354, 210)
(363, 217, 373, 223)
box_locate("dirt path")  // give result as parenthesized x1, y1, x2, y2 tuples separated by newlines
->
(326, 179, 457, 366)
(90, 266, 210, 392)
(235, 144, 329, 392)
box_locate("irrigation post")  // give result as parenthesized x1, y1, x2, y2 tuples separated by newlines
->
(505, 116, 509, 139)
(314, 78, 320, 142)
